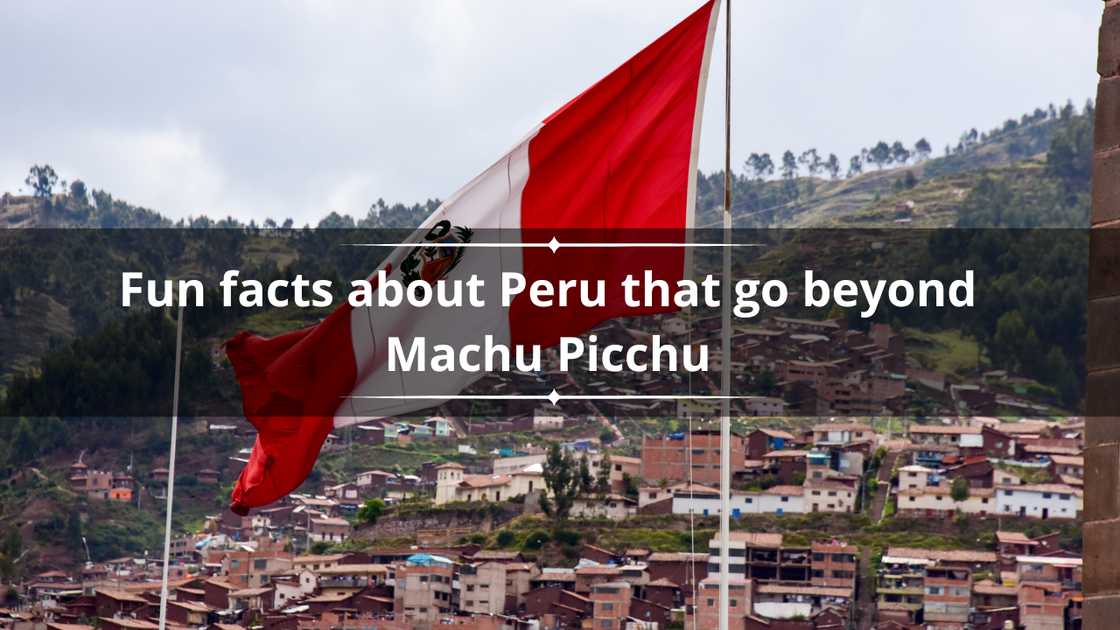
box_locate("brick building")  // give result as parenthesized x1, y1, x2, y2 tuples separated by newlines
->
(639, 430, 745, 485)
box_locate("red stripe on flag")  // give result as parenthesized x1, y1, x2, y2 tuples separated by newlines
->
(225, 304, 357, 514)
(513, 0, 715, 347)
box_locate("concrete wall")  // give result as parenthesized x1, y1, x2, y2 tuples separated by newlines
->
(1086, 2, 1120, 626)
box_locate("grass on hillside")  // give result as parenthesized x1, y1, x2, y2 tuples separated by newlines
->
(904, 328, 981, 377)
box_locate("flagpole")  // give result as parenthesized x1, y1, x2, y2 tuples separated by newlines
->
(158, 304, 185, 630)
(718, 2, 732, 630)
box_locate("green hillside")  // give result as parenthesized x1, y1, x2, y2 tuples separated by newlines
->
(0, 101, 1094, 573)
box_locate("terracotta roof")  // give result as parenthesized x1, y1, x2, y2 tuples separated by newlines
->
(756, 584, 853, 598)
(229, 587, 272, 598)
(811, 422, 873, 432)
(754, 428, 796, 440)
(997, 483, 1082, 496)
(764, 485, 805, 496)
(909, 424, 981, 435)
(995, 531, 1037, 545)
(715, 532, 783, 547)
(460, 474, 512, 489)
(575, 566, 622, 576)
(885, 547, 996, 563)
(95, 589, 146, 603)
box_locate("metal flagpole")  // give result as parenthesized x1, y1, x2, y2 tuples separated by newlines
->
(158, 304, 185, 630)
(718, 1, 732, 630)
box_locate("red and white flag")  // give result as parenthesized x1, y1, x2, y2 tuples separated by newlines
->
(226, 0, 720, 514)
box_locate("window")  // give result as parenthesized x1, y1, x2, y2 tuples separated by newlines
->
(781, 497, 789, 503)
(254, 559, 267, 570)
(1042, 493, 1052, 499)
(602, 603, 614, 611)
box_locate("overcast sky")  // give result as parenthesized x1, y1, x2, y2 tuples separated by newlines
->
(0, 1, 1100, 225)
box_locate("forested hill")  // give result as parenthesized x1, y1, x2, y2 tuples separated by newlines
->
(0, 99, 1094, 572)
(0, 99, 1093, 232)
(0, 99, 1093, 400)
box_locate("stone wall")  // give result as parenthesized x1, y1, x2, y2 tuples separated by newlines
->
(1086, 2, 1120, 626)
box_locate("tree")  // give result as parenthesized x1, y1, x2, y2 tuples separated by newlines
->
(867, 142, 892, 170)
(595, 455, 612, 495)
(745, 153, 774, 180)
(914, 138, 932, 161)
(1047, 114, 1092, 183)
(540, 443, 580, 520)
(950, 477, 970, 502)
(780, 150, 799, 197)
(847, 155, 863, 178)
(825, 153, 840, 180)
(798, 149, 821, 176)
(890, 141, 911, 166)
(578, 454, 594, 495)
(357, 498, 386, 525)
(25, 165, 58, 199)
(317, 212, 355, 229)
(69, 179, 87, 203)
(9, 419, 37, 466)
(599, 428, 616, 445)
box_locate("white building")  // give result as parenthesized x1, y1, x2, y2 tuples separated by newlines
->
(435, 461, 546, 505)
(898, 464, 935, 491)
(996, 484, 1082, 520)
(803, 480, 856, 513)
(897, 485, 996, 516)
(570, 494, 638, 520)
(743, 396, 785, 417)
(670, 484, 805, 517)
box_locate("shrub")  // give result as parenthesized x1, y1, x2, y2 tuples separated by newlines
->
(522, 530, 551, 550)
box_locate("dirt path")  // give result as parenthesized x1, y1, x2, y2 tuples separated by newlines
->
(868, 450, 900, 523)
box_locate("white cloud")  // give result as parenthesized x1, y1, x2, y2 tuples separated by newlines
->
(0, 1, 1102, 224)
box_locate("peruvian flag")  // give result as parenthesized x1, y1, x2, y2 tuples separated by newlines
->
(226, 0, 720, 514)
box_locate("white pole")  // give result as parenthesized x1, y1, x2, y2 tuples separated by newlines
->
(718, 2, 732, 630)
(158, 304, 185, 630)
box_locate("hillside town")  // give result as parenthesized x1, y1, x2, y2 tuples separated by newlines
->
(1, 402, 1086, 630)
(0, 311, 1087, 630)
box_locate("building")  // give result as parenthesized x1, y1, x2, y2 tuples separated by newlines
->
(923, 565, 971, 627)
(693, 577, 752, 630)
(393, 555, 456, 625)
(810, 422, 874, 447)
(707, 533, 819, 584)
(810, 541, 857, 590)
(308, 517, 350, 543)
(877, 555, 929, 626)
(590, 581, 631, 630)
(640, 430, 745, 486)
(996, 484, 1082, 520)
(745, 428, 797, 460)
(803, 480, 856, 513)
(670, 483, 805, 518)
(434, 462, 544, 505)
